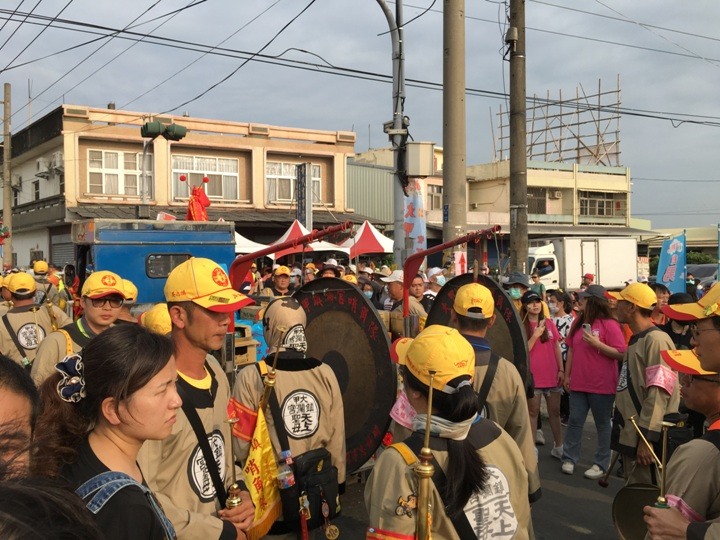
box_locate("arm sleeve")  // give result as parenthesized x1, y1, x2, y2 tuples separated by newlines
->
(603, 319, 627, 353)
(230, 365, 264, 464)
(323, 366, 347, 484)
(364, 449, 418, 537)
(638, 336, 677, 441)
(31, 334, 63, 385)
(665, 441, 720, 523)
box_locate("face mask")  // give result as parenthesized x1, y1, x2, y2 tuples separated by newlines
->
(363, 290, 374, 299)
(548, 302, 558, 315)
(509, 287, 522, 300)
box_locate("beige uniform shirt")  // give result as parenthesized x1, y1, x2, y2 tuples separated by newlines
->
(34, 276, 61, 306)
(389, 296, 427, 339)
(365, 419, 531, 540)
(232, 354, 346, 484)
(31, 320, 91, 385)
(138, 356, 239, 540)
(0, 304, 71, 367)
(471, 347, 541, 502)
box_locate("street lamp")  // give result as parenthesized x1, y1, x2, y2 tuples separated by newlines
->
(139, 121, 187, 213)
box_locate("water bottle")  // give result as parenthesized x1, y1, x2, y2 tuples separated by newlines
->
(276, 451, 295, 489)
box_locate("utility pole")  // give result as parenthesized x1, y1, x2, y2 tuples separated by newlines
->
(508, 0, 528, 273)
(2, 83, 12, 268)
(377, 0, 409, 267)
(442, 0, 467, 270)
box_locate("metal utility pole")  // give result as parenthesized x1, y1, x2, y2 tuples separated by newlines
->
(2, 83, 12, 268)
(508, 0, 528, 273)
(442, 0, 467, 268)
(377, 0, 409, 266)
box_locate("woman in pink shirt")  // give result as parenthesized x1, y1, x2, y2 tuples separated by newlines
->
(521, 291, 565, 458)
(561, 284, 626, 478)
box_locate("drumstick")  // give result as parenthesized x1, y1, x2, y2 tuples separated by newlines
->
(599, 451, 620, 488)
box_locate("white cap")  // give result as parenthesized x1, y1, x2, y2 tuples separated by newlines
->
(381, 270, 404, 283)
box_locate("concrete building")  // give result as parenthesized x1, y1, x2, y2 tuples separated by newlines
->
(1, 105, 360, 267)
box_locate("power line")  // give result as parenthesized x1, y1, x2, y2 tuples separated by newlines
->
(0, 0, 42, 55)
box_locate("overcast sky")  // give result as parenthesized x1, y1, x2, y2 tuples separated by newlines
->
(1, 0, 718, 229)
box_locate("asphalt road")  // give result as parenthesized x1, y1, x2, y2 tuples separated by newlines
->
(324, 414, 629, 539)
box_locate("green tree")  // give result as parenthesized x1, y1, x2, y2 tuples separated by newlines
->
(650, 251, 717, 277)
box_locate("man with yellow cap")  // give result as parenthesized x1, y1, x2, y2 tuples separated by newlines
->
(138, 257, 255, 540)
(451, 282, 541, 505)
(607, 282, 680, 485)
(261, 266, 294, 297)
(0, 272, 71, 369)
(31, 270, 126, 385)
(365, 325, 531, 539)
(661, 282, 720, 373)
(32, 260, 61, 307)
(643, 349, 720, 539)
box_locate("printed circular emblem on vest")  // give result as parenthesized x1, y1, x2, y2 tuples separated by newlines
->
(463, 465, 518, 537)
(282, 324, 307, 352)
(101, 275, 117, 286)
(187, 429, 226, 502)
(17, 323, 45, 350)
(281, 390, 320, 439)
(212, 268, 229, 287)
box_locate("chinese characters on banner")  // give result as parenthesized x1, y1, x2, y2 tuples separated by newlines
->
(657, 233, 686, 294)
(403, 178, 427, 255)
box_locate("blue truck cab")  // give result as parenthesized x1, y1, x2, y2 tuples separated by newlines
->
(72, 219, 237, 304)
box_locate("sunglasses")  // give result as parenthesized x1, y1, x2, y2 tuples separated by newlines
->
(87, 295, 124, 308)
(690, 323, 720, 339)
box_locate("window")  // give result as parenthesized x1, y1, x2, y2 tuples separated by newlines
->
(579, 191, 627, 217)
(527, 187, 547, 214)
(265, 161, 322, 204)
(172, 155, 239, 200)
(33, 180, 40, 202)
(146, 253, 192, 279)
(12, 188, 18, 207)
(426, 184, 443, 211)
(87, 150, 150, 196)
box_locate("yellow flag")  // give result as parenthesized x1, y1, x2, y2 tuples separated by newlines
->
(243, 408, 282, 540)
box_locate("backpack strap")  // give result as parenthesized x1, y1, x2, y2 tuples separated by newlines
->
(2, 314, 29, 367)
(477, 352, 500, 415)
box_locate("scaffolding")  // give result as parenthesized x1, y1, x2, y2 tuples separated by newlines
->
(495, 76, 622, 166)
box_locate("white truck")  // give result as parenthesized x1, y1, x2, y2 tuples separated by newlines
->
(529, 237, 638, 291)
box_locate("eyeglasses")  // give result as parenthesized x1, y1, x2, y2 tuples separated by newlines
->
(87, 295, 124, 308)
(680, 373, 720, 385)
(690, 323, 720, 339)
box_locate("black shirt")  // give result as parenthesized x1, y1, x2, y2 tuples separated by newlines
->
(63, 439, 166, 540)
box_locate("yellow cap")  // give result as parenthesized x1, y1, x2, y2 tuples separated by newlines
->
(164, 257, 253, 313)
(139, 303, 172, 335)
(122, 279, 138, 304)
(661, 349, 717, 376)
(663, 282, 720, 321)
(393, 325, 475, 392)
(343, 274, 358, 285)
(33, 260, 49, 274)
(6, 272, 36, 294)
(606, 282, 657, 310)
(82, 271, 125, 299)
(274, 265, 290, 277)
(453, 283, 495, 319)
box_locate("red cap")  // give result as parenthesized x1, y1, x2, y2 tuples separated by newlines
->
(583, 273, 595, 281)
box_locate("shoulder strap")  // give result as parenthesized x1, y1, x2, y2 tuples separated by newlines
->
(390, 442, 418, 466)
(175, 382, 227, 507)
(401, 434, 477, 539)
(2, 314, 27, 360)
(477, 352, 500, 414)
(62, 321, 93, 349)
(269, 387, 291, 453)
(57, 328, 74, 356)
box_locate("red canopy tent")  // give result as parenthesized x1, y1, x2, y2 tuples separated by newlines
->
(269, 219, 348, 260)
(340, 220, 394, 259)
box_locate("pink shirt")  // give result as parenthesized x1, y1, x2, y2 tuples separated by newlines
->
(528, 319, 561, 389)
(567, 318, 626, 394)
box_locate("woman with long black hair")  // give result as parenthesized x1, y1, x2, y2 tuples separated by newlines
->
(365, 325, 531, 539)
(34, 324, 181, 539)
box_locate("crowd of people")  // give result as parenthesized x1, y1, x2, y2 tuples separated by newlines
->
(0, 254, 718, 539)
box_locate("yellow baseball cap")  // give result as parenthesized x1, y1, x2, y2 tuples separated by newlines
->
(454, 283, 495, 319)
(274, 265, 291, 277)
(393, 325, 475, 393)
(343, 274, 358, 285)
(33, 260, 49, 275)
(164, 257, 253, 313)
(606, 282, 657, 310)
(122, 279, 138, 304)
(82, 271, 126, 299)
(139, 303, 172, 335)
(6, 272, 37, 294)
(661, 349, 717, 376)
(663, 282, 720, 321)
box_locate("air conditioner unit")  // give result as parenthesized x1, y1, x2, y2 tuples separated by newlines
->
(549, 190, 562, 199)
(36, 157, 50, 178)
(51, 151, 64, 172)
(10, 174, 21, 188)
